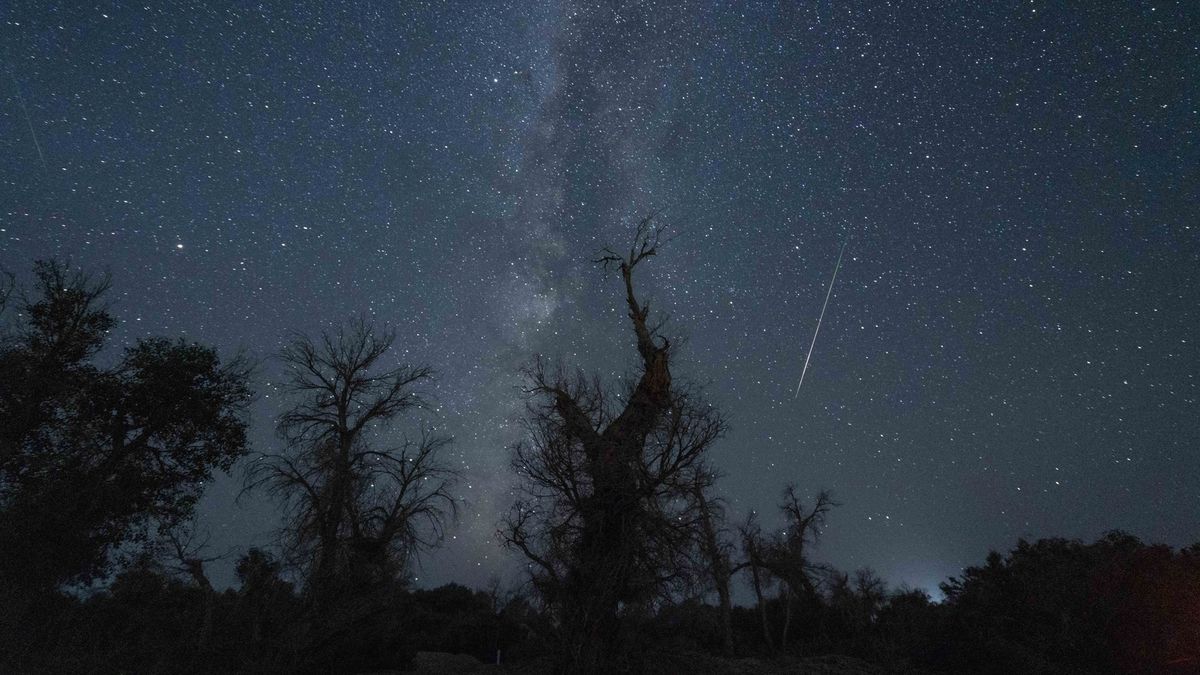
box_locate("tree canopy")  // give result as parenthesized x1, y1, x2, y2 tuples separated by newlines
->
(0, 260, 252, 592)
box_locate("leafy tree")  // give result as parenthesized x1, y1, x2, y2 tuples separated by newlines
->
(0, 260, 251, 593)
(871, 586, 939, 665)
(937, 532, 1200, 673)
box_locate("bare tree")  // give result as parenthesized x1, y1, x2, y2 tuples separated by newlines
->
(690, 470, 738, 656)
(501, 216, 727, 672)
(771, 486, 837, 594)
(742, 486, 838, 651)
(829, 567, 888, 633)
(247, 318, 457, 604)
(159, 519, 222, 649)
(740, 511, 777, 653)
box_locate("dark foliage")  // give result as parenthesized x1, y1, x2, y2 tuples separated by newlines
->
(932, 531, 1200, 673)
(0, 551, 532, 674)
(0, 262, 251, 590)
(0, 260, 252, 670)
(710, 531, 1200, 674)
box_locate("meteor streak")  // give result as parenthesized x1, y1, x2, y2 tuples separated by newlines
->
(9, 71, 47, 171)
(794, 238, 847, 398)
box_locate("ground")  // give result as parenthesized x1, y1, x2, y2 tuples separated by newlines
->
(402, 651, 903, 674)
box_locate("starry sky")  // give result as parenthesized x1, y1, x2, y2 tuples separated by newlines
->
(2, 1, 1197, 594)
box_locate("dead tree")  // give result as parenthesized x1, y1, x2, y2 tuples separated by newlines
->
(740, 512, 777, 653)
(764, 486, 838, 651)
(690, 471, 737, 656)
(161, 520, 222, 650)
(246, 318, 457, 606)
(502, 216, 726, 672)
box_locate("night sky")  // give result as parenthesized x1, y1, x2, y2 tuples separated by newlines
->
(2, 2, 1197, 594)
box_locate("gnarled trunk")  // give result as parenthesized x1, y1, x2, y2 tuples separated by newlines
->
(558, 225, 674, 673)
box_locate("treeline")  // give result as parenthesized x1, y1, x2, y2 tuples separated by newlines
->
(5, 529, 1198, 673)
(1, 224, 1197, 673)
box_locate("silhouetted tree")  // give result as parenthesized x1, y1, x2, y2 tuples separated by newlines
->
(230, 546, 299, 669)
(0, 267, 14, 326)
(827, 567, 887, 642)
(247, 318, 458, 606)
(502, 217, 727, 672)
(0, 261, 250, 674)
(937, 531, 1200, 673)
(0, 260, 252, 593)
(739, 511, 777, 652)
(739, 486, 837, 653)
(871, 586, 938, 665)
(689, 470, 738, 656)
(157, 518, 222, 651)
(768, 486, 837, 650)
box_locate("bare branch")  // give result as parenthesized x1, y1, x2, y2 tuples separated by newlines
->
(246, 317, 457, 599)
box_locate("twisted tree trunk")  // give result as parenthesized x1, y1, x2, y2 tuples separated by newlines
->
(554, 226, 674, 673)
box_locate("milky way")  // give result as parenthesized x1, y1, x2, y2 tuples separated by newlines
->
(2, 1, 1197, 593)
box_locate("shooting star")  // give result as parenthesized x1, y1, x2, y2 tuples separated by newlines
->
(794, 238, 848, 398)
(9, 71, 47, 171)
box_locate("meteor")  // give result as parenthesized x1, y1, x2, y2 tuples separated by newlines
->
(794, 238, 847, 398)
(8, 70, 47, 171)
